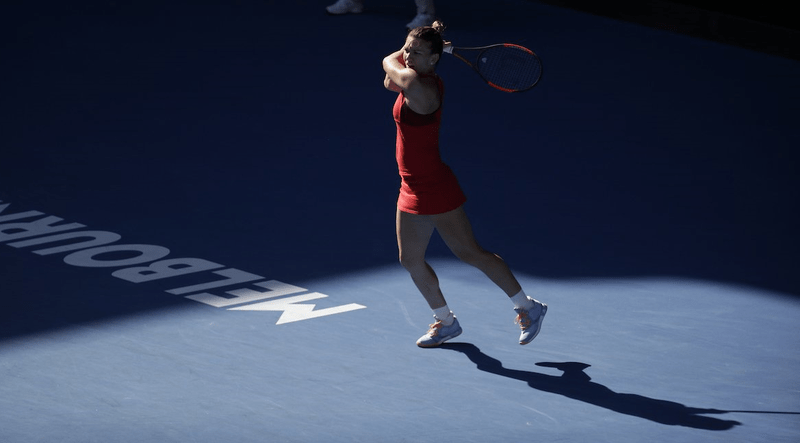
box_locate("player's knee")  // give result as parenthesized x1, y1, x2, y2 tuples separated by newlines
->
(455, 247, 492, 268)
(399, 251, 423, 271)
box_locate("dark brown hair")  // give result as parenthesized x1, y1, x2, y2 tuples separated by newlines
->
(408, 20, 445, 55)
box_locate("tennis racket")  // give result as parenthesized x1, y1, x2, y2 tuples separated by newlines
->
(444, 43, 542, 93)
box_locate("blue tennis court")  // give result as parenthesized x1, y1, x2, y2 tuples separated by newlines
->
(2, 1, 799, 442)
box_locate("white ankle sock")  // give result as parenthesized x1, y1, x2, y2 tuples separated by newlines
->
(510, 290, 535, 310)
(433, 305, 454, 325)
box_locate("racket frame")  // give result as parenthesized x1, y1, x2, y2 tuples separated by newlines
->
(445, 43, 542, 93)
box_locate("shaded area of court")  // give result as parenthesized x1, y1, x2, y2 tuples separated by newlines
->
(1, 1, 799, 442)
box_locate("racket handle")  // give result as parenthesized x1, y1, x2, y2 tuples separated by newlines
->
(443, 41, 453, 54)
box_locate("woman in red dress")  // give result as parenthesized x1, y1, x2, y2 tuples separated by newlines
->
(382, 22, 547, 348)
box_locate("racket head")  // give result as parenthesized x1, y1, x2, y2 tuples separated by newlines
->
(452, 44, 543, 93)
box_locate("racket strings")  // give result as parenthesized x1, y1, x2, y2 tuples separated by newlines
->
(476, 46, 542, 92)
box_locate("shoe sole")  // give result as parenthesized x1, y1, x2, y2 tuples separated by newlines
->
(325, 7, 363, 15)
(519, 304, 547, 345)
(417, 327, 462, 348)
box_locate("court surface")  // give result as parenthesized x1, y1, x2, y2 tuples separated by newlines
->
(2, 1, 799, 442)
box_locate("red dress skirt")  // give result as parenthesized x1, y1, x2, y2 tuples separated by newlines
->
(393, 76, 466, 215)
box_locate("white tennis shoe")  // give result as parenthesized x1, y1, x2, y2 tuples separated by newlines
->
(515, 300, 547, 345)
(417, 317, 462, 348)
(325, 0, 363, 15)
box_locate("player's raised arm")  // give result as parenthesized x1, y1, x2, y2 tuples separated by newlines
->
(382, 37, 440, 115)
(382, 47, 419, 92)
(383, 49, 405, 92)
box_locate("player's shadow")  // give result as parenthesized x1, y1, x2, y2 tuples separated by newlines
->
(439, 343, 742, 430)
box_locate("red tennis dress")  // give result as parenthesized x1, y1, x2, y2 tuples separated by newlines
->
(393, 76, 466, 215)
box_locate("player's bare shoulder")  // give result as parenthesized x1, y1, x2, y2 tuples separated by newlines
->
(404, 74, 440, 115)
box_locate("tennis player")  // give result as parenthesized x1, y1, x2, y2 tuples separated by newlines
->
(382, 22, 547, 348)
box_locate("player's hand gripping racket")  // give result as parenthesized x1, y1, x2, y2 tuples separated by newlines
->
(443, 43, 542, 93)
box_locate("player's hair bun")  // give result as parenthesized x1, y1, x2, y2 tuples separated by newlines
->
(431, 21, 445, 34)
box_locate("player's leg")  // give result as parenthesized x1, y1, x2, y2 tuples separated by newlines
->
(431, 205, 521, 296)
(396, 208, 445, 309)
(397, 208, 461, 347)
(433, 205, 547, 345)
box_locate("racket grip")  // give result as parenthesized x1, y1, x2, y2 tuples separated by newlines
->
(443, 42, 453, 54)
